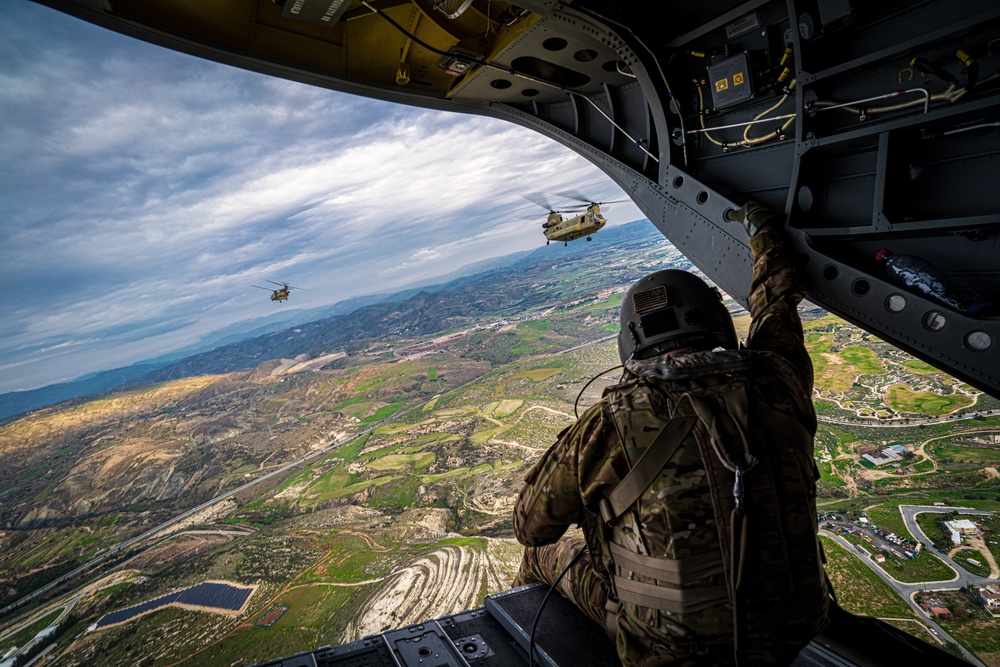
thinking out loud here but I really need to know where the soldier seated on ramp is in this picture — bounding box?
[512,202,832,666]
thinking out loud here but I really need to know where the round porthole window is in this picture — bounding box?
[886,294,906,313]
[923,311,947,331]
[966,330,991,351]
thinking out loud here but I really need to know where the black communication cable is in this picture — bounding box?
[574,365,623,418]
[527,546,587,667]
[360,1,489,64]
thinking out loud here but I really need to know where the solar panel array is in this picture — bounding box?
[96,582,254,628]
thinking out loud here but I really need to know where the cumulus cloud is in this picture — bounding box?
[0,2,645,393]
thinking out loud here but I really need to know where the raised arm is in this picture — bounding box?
[727,202,814,407]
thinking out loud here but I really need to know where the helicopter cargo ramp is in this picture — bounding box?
[249,582,969,667]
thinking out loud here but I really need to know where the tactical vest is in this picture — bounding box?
[592,349,830,664]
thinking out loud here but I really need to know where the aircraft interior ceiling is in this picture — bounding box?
[37,0,1000,396]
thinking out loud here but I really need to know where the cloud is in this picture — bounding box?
[0,2,645,394]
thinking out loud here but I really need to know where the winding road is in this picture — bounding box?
[821,504,997,667]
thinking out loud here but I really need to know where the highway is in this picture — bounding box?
[817,409,1000,428]
[1,369,484,622]
[0,415,396,619]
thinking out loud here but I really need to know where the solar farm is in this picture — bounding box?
[95,581,256,628]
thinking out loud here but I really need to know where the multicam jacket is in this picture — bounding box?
[513,228,830,666]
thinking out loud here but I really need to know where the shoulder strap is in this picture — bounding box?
[598,416,696,525]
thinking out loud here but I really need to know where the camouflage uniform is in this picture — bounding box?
[513,223,829,666]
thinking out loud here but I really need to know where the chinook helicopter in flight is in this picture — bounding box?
[527,193,627,245]
[252,280,303,302]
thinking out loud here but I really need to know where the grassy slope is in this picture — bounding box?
[12,244,1000,665]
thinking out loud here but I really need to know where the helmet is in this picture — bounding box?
[617,270,737,365]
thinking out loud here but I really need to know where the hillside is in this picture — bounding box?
[129,220,668,384]
[0,220,675,607]
[6,325,998,667]
[2,222,999,667]
[0,221,659,421]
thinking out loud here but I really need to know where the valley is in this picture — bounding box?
[1,221,998,667]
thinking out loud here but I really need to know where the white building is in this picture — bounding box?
[944,519,980,544]
[979,584,1000,618]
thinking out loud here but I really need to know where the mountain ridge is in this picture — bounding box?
[0,221,653,420]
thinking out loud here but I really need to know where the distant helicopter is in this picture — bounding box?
[253,280,304,302]
[526,192,627,245]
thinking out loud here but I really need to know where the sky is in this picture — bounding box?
[0,0,645,395]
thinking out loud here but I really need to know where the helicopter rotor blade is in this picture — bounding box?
[555,192,630,207]
[266,279,287,287]
[252,285,273,291]
[522,193,556,212]
[554,189,592,204]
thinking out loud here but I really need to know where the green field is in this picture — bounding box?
[902,359,941,375]
[952,548,991,577]
[885,384,974,416]
[359,402,406,426]
[861,507,909,538]
[11,261,1000,667]
[366,451,436,472]
[840,345,886,375]
[932,444,1000,466]
[819,536,917,619]
[873,547,956,583]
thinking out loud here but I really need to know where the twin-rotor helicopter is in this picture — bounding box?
[253,280,304,302]
[251,193,617,305]
[525,192,626,245]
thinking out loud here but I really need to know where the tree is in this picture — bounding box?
[942,641,965,658]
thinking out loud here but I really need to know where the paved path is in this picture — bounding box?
[898,505,997,590]
[820,529,986,667]
[817,409,1000,427]
[820,504,998,667]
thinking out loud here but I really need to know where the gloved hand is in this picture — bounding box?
[724,201,781,237]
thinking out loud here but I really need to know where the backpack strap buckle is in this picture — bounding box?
[733,463,746,517]
[599,498,618,526]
